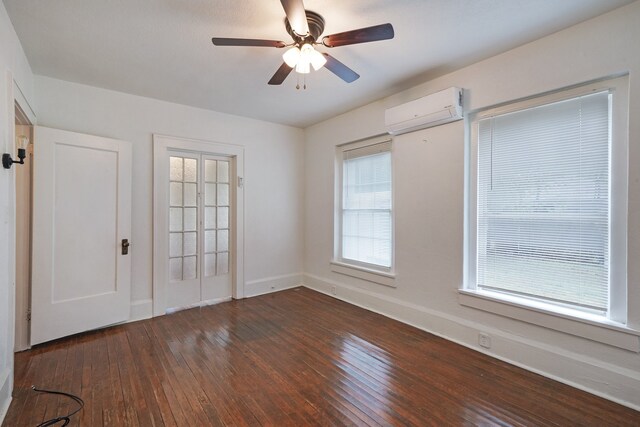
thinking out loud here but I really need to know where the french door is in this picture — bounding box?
[166,152,233,310]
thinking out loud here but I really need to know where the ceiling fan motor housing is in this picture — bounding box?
[285,10,325,43]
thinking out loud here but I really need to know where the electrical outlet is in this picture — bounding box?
[331,286,337,295]
[478,333,491,349]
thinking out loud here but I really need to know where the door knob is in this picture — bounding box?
[122,239,130,255]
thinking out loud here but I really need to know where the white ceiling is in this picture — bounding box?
[3,0,634,128]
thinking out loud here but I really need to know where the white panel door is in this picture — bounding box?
[31,126,132,345]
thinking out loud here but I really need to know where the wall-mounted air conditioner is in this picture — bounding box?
[384,87,463,135]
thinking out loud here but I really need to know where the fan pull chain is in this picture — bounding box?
[295,74,308,90]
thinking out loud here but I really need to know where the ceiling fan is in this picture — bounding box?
[211,0,394,86]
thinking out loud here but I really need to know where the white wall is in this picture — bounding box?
[303,1,640,410]
[0,1,34,421]
[33,76,305,318]
[2,0,638,421]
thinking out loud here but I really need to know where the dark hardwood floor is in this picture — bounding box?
[3,287,639,426]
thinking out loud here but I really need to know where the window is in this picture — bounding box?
[335,138,393,273]
[465,77,628,325]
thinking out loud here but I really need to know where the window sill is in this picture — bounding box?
[330,261,396,288]
[458,289,640,352]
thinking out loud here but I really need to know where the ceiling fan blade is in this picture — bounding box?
[212,37,286,48]
[268,62,294,85]
[322,23,394,48]
[280,0,309,36]
[323,54,359,83]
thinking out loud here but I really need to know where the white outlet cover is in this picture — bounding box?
[479,333,492,349]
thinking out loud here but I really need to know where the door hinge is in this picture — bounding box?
[27,309,31,322]
[238,176,244,188]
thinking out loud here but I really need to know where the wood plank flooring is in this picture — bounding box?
[4,287,639,426]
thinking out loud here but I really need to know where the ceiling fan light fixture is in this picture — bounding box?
[282,46,301,67]
[289,43,325,74]
[283,43,323,73]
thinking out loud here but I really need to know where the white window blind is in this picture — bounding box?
[477,91,611,313]
[341,141,392,268]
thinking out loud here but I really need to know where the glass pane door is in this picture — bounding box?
[167,154,201,309]
[203,158,231,277]
[201,156,233,301]
[169,156,199,280]
[166,152,234,311]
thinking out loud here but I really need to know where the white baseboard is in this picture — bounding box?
[245,273,303,297]
[139,272,303,319]
[129,298,153,322]
[0,367,12,425]
[302,273,640,411]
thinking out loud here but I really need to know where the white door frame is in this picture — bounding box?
[10,76,37,353]
[153,134,245,316]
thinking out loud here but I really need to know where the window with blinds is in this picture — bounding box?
[340,141,392,269]
[476,91,611,313]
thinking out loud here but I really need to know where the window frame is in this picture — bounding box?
[462,76,637,348]
[333,135,396,285]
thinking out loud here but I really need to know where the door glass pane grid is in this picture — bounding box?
[203,159,230,277]
[169,156,198,281]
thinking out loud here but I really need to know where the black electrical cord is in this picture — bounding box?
[31,385,84,427]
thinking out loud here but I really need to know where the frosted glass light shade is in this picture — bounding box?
[310,49,327,70]
[299,44,312,63]
[282,47,300,67]
[295,61,310,74]
[296,44,313,74]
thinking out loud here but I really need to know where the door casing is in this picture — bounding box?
[12,78,37,352]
